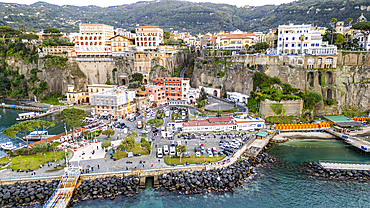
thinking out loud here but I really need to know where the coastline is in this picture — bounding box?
[272,132,336,142]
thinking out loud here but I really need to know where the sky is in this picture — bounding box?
[1,0,295,7]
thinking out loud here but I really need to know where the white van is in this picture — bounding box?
[163,145,169,155]
[170,146,176,156]
[137,121,143,129]
[165,111,170,117]
[157,148,163,158]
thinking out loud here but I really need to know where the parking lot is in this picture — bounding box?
[153,131,253,160]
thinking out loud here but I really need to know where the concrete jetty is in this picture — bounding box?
[319,161,370,170]
[325,128,370,153]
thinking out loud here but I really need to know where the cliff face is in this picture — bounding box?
[190,57,254,96]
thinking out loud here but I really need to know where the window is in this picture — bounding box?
[174,84,176,86]
[166,87,168,91]
[292,37,295,40]
[171,88,175,91]
[286,37,288,40]
[316,43,319,46]
[311,44,315,47]
[305,37,308,40]
[285,44,288,47]
[178,88,181,91]
[149,90,152,92]
[292,44,295,47]
[298,44,301,47]
[279,38,282,41]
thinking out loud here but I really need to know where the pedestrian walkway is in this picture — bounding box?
[69,140,122,162]
[320,161,370,170]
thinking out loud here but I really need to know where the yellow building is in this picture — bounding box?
[66,85,89,104]
[110,35,133,57]
[220,34,252,50]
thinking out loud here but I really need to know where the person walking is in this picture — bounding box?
[97,165,100,169]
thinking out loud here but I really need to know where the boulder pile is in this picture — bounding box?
[0,180,59,207]
[72,175,140,203]
[158,152,276,194]
[306,162,370,181]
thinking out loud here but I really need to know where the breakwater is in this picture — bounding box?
[305,162,370,181]
[157,153,276,194]
[0,179,59,207]
[71,175,140,203]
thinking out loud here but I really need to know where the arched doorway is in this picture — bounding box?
[143,79,147,84]
[327,89,333,100]
[86,97,90,103]
[213,90,218,97]
[78,100,80,104]
[325,71,333,85]
[122,79,126,85]
[307,72,314,87]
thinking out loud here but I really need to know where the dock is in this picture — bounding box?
[325,128,370,153]
[44,166,80,208]
[319,160,370,170]
[244,131,276,157]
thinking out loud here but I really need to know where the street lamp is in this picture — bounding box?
[44,153,46,165]
[64,149,68,167]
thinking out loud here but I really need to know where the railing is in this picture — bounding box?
[319,160,370,165]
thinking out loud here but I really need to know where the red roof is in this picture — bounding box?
[208,117,233,123]
[183,120,235,127]
[30,127,87,146]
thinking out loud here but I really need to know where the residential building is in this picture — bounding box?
[110,35,133,57]
[66,84,116,104]
[41,46,71,56]
[135,26,164,50]
[74,23,114,56]
[220,34,252,50]
[277,23,337,55]
[145,85,166,105]
[153,77,191,102]
[186,88,200,104]
[115,28,136,39]
[182,117,236,132]
[90,87,136,116]
[353,14,370,50]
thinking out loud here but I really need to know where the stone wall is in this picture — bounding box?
[259,99,303,118]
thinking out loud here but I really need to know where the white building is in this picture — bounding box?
[90,86,136,116]
[233,114,265,131]
[115,28,136,39]
[227,92,249,104]
[277,23,337,55]
[187,88,200,104]
[135,26,164,51]
[74,23,114,56]
[199,86,221,98]
[353,14,370,50]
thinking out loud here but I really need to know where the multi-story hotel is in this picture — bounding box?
[110,35,133,57]
[74,23,114,56]
[277,23,337,55]
[90,86,136,116]
[135,26,164,50]
[66,84,116,104]
[145,77,190,104]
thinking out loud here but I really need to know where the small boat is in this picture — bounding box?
[0,142,16,150]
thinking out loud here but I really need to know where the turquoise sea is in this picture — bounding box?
[2,104,370,207]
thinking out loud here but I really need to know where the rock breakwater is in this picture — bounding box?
[158,152,276,194]
[72,175,140,203]
[305,162,370,181]
[0,180,59,207]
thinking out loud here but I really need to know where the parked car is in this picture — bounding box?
[195,152,201,157]
[163,145,169,155]
[200,135,205,140]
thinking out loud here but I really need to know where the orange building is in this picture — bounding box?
[145,85,166,105]
[153,77,190,102]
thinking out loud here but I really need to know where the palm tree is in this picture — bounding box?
[347,18,353,27]
[331,18,337,44]
[300,34,305,55]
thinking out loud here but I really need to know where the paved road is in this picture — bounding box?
[205,97,234,111]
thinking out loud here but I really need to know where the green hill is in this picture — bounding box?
[0,0,369,33]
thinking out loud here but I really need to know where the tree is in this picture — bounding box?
[19,34,39,41]
[347,18,353,27]
[120,137,135,152]
[164,31,170,39]
[102,129,115,139]
[352,21,370,51]
[101,140,112,149]
[30,120,55,143]
[331,18,337,44]
[0,26,18,40]
[51,141,60,161]
[176,144,187,163]
[131,73,143,83]
[57,108,86,140]
[253,42,269,52]
[335,34,345,47]
[43,28,61,35]
[19,25,26,35]
[2,120,37,152]
[141,139,151,154]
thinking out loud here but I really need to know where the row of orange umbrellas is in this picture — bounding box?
[275,122,331,130]
[352,117,370,121]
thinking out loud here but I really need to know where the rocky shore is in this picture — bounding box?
[0,180,59,207]
[71,175,140,203]
[157,152,276,194]
[305,162,370,181]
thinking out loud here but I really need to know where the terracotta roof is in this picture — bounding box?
[109,35,133,40]
[183,120,235,127]
[222,34,252,39]
[208,117,233,123]
[136,26,160,29]
[30,127,87,146]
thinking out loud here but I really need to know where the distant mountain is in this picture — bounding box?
[0,0,369,34]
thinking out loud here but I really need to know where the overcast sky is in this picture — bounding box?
[1,0,295,7]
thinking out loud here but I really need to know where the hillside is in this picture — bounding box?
[0,0,369,33]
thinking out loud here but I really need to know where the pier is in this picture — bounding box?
[319,160,370,170]
[325,128,370,153]
[44,166,80,208]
